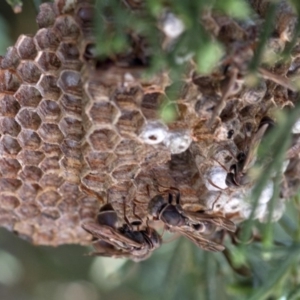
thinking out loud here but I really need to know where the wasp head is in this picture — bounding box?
[97,203,118,228]
[148,195,166,218]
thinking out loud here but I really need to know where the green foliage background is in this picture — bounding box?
[1,1,300,300]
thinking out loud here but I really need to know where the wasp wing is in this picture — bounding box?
[242,122,270,172]
[82,222,142,248]
[90,250,151,262]
[174,226,225,252]
[181,210,236,232]
[88,239,152,262]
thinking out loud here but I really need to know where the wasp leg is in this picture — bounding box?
[131,202,144,230]
[122,197,133,230]
[175,192,181,205]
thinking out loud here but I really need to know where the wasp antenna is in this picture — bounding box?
[132,201,143,223]
[106,192,110,204]
[211,192,222,211]
[175,192,181,205]
[211,158,229,172]
[207,178,228,191]
[224,145,238,161]
[168,193,173,204]
[168,186,180,193]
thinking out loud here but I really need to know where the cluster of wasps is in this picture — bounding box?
[82,190,237,262]
[81,112,293,261]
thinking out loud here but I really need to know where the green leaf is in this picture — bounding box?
[0,16,11,54]
[249,2,277,71]
[239,103,300,262]
[216,0,251,20]
[289,0,300,15]
[146,0,163,17]
[159,101,178,123]
[247,246,300,300]
[196,41,223,75]
[5,0,22,13]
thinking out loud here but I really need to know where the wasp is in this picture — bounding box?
[82,201,161,262]
[148,190,236,252]
[225,116,275,187]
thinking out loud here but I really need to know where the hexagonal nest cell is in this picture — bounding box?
[88,127,121,151]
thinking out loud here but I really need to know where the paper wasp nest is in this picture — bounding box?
[0,0,299,246]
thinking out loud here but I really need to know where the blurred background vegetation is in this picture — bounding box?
[1,0,300,299]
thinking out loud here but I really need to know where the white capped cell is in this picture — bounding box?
[223,194,243,214]
[258,180,274,204]
[139,121,168,145]
[248,180,274,205]
[241,80,267,104]
[271,159,290,177]
[204,166,228,191]
[163,130,192,154]
[205,192,229,211]
[259,198,286,223]
[240,203,268,220]
[162,12,185,39]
